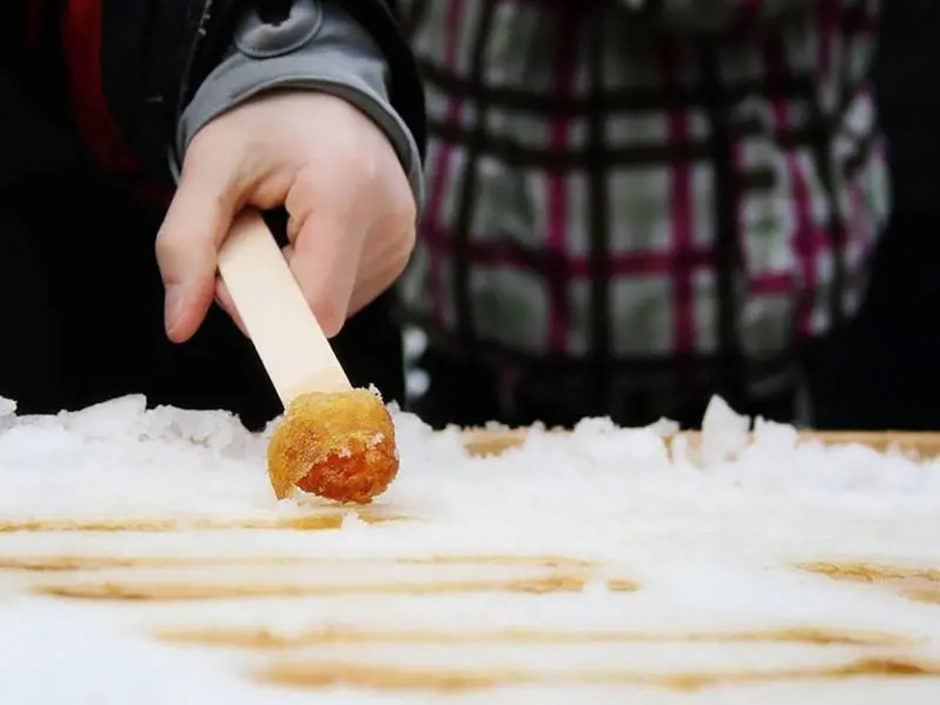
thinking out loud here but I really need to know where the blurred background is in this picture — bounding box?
[804,0,940,431]
[403,0,940,432]
[3,1,937,434]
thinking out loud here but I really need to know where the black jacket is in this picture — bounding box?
[4,0,425,196]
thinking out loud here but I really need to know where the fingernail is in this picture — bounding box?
[164,285,183,335]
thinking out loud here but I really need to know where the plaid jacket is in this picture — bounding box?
[397,0,888,417]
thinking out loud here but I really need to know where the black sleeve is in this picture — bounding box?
[59,0,426,183]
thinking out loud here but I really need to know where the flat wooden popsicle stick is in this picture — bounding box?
[216,209,351,408]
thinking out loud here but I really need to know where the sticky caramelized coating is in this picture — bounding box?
[267,389,399,504]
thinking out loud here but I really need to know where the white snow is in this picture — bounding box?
[0,393,938,704]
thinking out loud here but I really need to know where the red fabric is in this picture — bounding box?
[24,0,45,49]
[58,0,172,205]
[60,0,138,174]
[657,36,695,357]
[545,9,578,354]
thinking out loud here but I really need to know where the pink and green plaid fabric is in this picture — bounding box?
[398,0,888,409]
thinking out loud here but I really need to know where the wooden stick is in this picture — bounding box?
[216,209,351,407]
[460,429,940,460]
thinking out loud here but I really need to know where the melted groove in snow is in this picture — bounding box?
[156,625,919,648]
[906,589,940,605]
[798,561,940,582]
[260,657,940,692]
[0,553,594,572]
[799,562,940,606]
[30,575,637,601]
[0,512,413,533]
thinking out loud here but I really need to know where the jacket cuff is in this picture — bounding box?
[173,0,424,213]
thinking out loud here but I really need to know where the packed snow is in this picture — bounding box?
[0,393,938,704]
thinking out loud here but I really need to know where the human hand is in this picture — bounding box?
[155,90,417,342]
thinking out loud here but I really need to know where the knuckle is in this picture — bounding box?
[380,203,418,262]
[392,223,417,274]
[153,227,179,264]
[396,190,418,228]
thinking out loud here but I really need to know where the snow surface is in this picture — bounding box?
[0,394,938,704]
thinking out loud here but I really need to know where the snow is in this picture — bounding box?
[0,393,938,703]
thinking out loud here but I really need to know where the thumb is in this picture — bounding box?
[155,149,240,343]
[288,212,361,339]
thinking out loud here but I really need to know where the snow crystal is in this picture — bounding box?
[0,598,271,705]
[700,395,750,466]
[0,395,16,417]
[0,393,938,703]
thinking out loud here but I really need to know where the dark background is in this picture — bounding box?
[0,0,936,431]
[808,0,940,430]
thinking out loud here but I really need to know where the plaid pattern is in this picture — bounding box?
[397,0,888,416]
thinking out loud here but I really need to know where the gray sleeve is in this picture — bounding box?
[173,0,424,213]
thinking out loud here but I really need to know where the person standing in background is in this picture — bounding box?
[399,0,888,429]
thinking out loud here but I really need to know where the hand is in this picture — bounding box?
[155,90,416,342]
